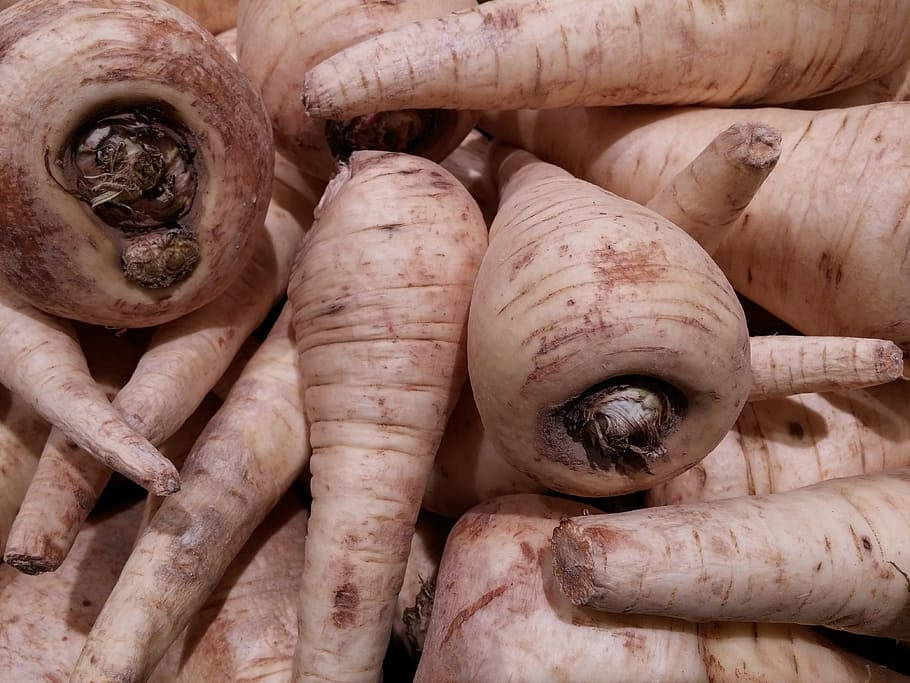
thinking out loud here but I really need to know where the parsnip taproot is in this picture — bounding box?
[238,0,477,180]
[0,389,48,556]
[72,305,309,681]
[0,501,144,680]
[148,494,307,683]
[440,129,498,226]
[416,494,904,682]
[649,380,910,505]
[303,0,910,119]
[169,0,238,34]
[289,151,486,681]
[0,0,272,327]
[469,146,750,496]
[482,103,910,345]
[2,172,311,572]
[799,59,910,108]
[552,469,910,639]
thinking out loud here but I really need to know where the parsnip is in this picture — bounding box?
[417,494,904,682]
[440,129,499,226]
[169,0,238,34]
[552,469,910,639]
[482,103,910,345]
[799,59,910,108]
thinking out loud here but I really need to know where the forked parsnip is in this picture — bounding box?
[0,501,144,680]
[416,494,904,682]
[289,151,487,681]
[1,179,311,572]
[238,0,478,179]
[72,306,310,681]
[303,0,910,119]
[0,0,273,327]
[0,288,177,494]
[0,389,48,556]
[469,146,751,496]
[149,494,308,683]
[645,122,781,255]
[649,380,910,505]
[481,103,910,345]
[552,469,910,639]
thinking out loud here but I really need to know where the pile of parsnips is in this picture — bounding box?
[0,0,908,681]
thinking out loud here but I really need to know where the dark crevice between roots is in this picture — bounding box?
[402,576,436,657]
[559,376,685,476]
[325,109,458,161]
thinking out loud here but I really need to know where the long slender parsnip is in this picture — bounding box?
[482,103,910,345]
[416,494,905,682]
[72,306,309,681]
[303,0,910,119]
[289,151,486,682]
[553,469,910,639]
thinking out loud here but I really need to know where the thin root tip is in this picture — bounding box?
[3,552,59,575]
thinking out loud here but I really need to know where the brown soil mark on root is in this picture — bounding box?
[441,584,508,646]
[332,582,360,629]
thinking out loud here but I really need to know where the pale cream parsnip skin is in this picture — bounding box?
[289,151,486,682]
[238,0,477,179]
[0,0,273,327]
[553,469,910,639]
[469,147,750,496]
[168,0,238,34]
[799,58,910,108]
[482,103,910,346]
[649,380,910,505]
[303,0,910,118]
[417,495,903,682]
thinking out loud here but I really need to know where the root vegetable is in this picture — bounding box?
[1,175,311,572]
[288,151,486,681]
[645,122,781,255]
[0,0,273,327]
[72,305,309,681]
[481,103,910,345]
[0,389,48,556]
[169,0,238,34]
[0,501,144,681]
[747,336,904,401]
[417,494,903,682]
[0,289,177,494]
[440,129,498,226]
[148,494,308,683]
[649,380,910,505]
[552,469,910,639]
[303,0,910,120]
[469,146,750,496]
[237,0,478,179]
[799,59,910,108]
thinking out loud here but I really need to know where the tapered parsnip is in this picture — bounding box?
[303,0,910,119]
[72,306,309,681]
[552,469,910,639]
[0,0,273,327]
[392,512,453,661]
[649,380,910,505]
[423,384,545,518]
[417,494,903,682]
[238,0,478,179]
[481,103,910,345]
[440,129,498,226]
[469,146,750,496]
[0,501,144,681]
[289,151,486,682]
[2,181,311,572]
[799,59,910,108]
[748,336,904,401]
[0,389,48,555]
[148,494,307,683]
[646,123,781,255]
[0,289,177,494]
[169,0,238,34]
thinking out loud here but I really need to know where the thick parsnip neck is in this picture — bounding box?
[563,378,680,475]
[68,106,197,233]
[325,109,455,160]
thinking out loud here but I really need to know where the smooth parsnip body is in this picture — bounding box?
[468,147,750,496]
[238,0,477,179]
[289,151,486,682]
[553,469,910,639]
[482,103,910,345]
[303,0,910,119]
[0,0,273,327]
